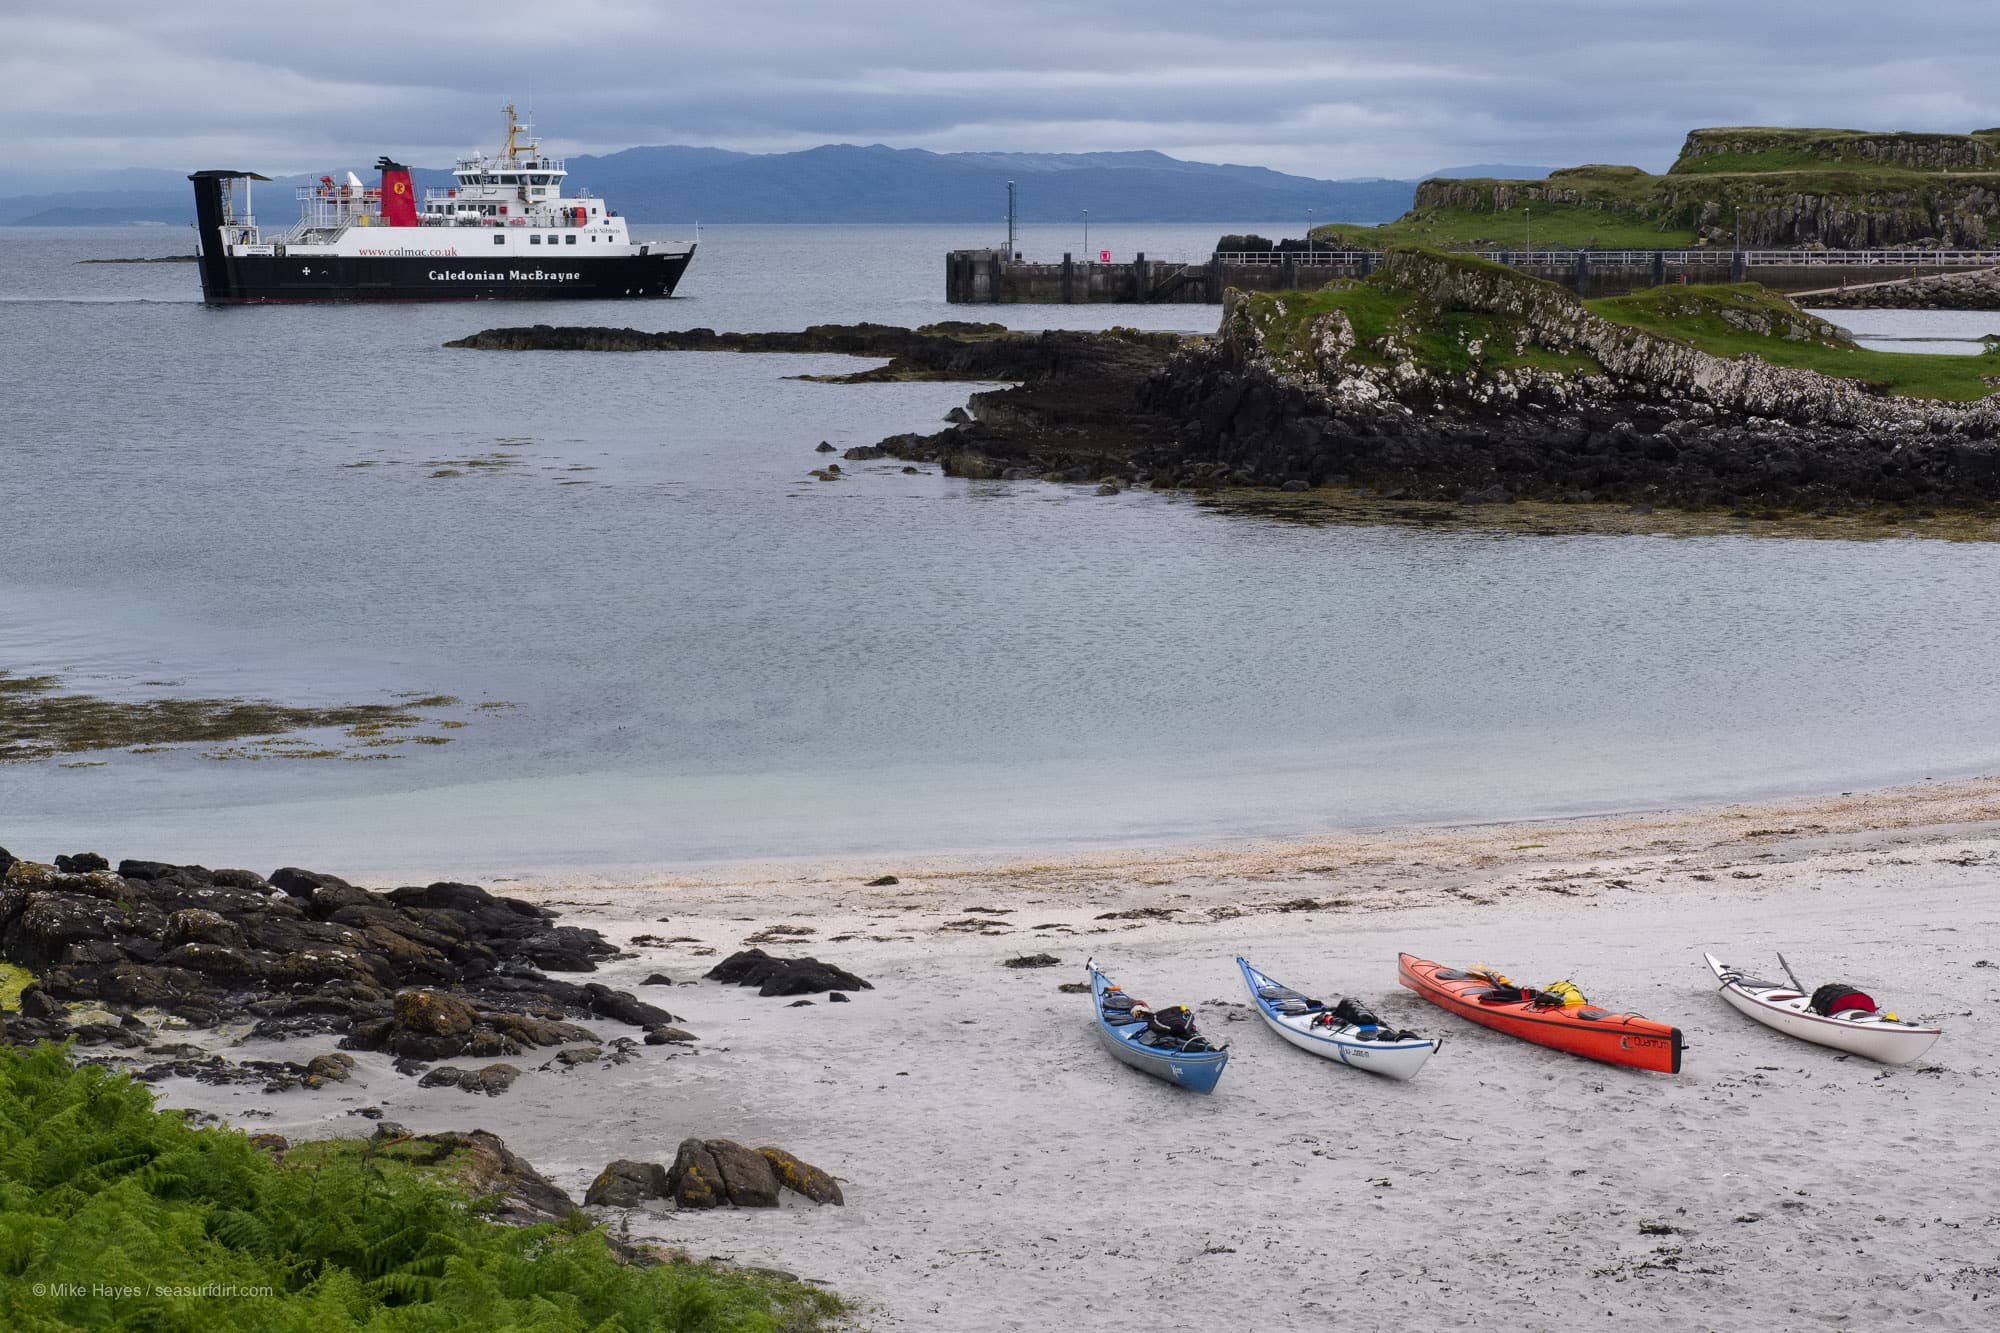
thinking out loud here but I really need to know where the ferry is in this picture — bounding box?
[188,106,694,303]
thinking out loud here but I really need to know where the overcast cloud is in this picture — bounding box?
[7,1,2000,188]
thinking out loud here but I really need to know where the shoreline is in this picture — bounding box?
[91,773,2000,1330]
[480,772,2000,896]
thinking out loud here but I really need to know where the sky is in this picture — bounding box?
[6,0,2000,190]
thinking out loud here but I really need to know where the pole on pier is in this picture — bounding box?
[1007,181,1017,259]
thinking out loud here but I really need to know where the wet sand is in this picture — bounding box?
[147,779,2000,1330]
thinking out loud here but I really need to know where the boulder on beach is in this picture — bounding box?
[668,1137,780,1209]
[704,947,872,997]
[585,1158,670,1208]
[759,1147,844,1205]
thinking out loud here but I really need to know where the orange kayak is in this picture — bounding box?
[1398,954,1682,1073]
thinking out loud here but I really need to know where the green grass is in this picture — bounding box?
[1590,284,2000,400]
[0,966,33,1012]
[1248,282,1414,367]
[1241,273,1605,380]
[1670,127,2000,175]
[1317,150,2000,252]
[1242,261,1994,403]
[0,1044,842,1331]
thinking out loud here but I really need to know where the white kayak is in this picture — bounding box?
[1704,953,1942,1065]
[1236,957,1440,1081]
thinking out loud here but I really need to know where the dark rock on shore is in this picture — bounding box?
[445,321,1161,386]
[1,851,661,1086]
[658,1139,842,1209]
[418,1062,521,1095]
[704,948,872,997]
[759,1147,845,1205]
[668,1138,780,1208]
[586,1159,671,1207]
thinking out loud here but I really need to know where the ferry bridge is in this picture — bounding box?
[944,247,2000,304]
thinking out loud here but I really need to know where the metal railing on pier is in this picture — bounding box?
[1212,248,2000,268]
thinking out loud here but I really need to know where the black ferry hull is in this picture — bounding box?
[195,249,694,304]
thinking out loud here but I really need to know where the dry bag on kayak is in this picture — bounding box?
[1809,983,1876,1016]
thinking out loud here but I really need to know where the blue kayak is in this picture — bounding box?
[1088,961,1229,1094]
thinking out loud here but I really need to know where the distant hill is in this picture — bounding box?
[0,145,1418,226]
[1425,163,1552,180]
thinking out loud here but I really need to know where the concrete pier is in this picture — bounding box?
[945,247,2000,304]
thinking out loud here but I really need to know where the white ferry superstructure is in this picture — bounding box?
[189,105,694,303]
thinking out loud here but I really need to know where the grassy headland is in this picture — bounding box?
[1314,127,2000,252]
[1245,256,2000,401]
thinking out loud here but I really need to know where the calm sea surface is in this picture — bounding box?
[4,223,2000,876]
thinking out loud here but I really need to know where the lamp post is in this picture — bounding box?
[1524,206,1531,256]
[1006,180,1016,259]
[1306,206,1315,252]
[1083,209,1088,259]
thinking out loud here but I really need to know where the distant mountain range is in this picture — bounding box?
[0,145,1549,227]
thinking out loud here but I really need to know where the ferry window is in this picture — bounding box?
[493,234,505,245]
[530,234,541,244]
[565,234,576,245]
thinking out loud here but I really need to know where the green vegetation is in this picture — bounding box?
[1242,253,1998,403]
[1242,272,1604,381]
[1320,166,1704,251]
[1669,126,2000,175]
[1316,127,2000,252]
[1590,284,2000,401]
[0,1044,841,1331]
[0,966,34,1012]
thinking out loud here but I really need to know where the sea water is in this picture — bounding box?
[4,223,1999,876]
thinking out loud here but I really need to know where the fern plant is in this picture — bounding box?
[0,1044,842,1331]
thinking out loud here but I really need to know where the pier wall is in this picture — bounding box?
[945,248,2000,304]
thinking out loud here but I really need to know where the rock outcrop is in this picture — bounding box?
[0,852,662,1086]
[1135,252,2000,510]
[703,948,872,997]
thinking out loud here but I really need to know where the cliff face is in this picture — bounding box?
[1671,127,2000,175]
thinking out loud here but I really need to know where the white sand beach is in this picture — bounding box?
[149,780,2000,1330]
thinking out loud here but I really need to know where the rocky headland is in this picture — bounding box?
[451,251,2000,516]
[1138,250,2000,509]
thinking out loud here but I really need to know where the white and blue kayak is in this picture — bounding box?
[1704,952,1942,1065]
[1088,962,1229,1094]
[1237,957,1441,1081]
